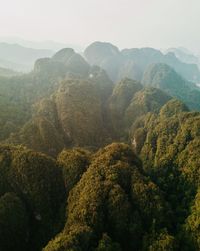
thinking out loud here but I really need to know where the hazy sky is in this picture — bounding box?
[0,0,200,52]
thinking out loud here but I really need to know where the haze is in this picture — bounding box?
[0,0,200,52]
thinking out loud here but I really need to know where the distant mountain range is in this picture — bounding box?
[0,42,54,72]
[0,37,85,72]
[0,36,84,51]
[0,39,200,79]
[165,47,200,66]
[84,42,200,83]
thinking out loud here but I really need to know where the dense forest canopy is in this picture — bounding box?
[0,42,200,251]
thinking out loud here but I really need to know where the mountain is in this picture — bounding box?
[84,42,200,83]
[142,63,200,110]
[124,87,171,127]
[4,73,172,155]
[1,48,113,154]
[3,47,200,156]
[0,36,83,51]
[1,46,200,156]
[108,78,143,137]
[52,48,90,77]
[130,99,200,250]
[2,127,200,250]
[0,51,73,142]
[84,41,120,65]
[5,77,113,155]
[165,47,200,66]
[0,43,53,71]
[43,143,172,251]
[0,48,81,142]
[1,42,200,251]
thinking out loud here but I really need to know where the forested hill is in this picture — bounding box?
[0,44,200,250]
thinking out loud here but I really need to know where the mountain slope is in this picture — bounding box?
[0,47,112,144]
[43,143,172,251]
[142,63,200,110]
[0,145,65,251]
[0,58,200,250]
[84,42,200,83]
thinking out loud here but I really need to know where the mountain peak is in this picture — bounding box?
[52,48,75,63]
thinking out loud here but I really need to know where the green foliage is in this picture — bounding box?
[54,79,110,147]
[131,99,200,249]
[0,77,31,140]
[108,78,142,136]
[0,48,100,146]
[1,45,200,251]
[143,229,177,251]
[131,168,172,231]
[125,87,171,127]
[10,148,65,248]
[7,116,65,156]
[142,63,200,110]
[0,192,29,251]
[43,224,94,251]
[0,146,13,196]
[0,145,65,251]
[159,99,189,118]
[131,100,200,186]
[58,148,91,194]
[0,55,67,142]
[44,143,170,251]
[4,74,114,155]
[184,189,200,249]
[95,233,121,251]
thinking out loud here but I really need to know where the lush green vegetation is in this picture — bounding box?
[131,99,200,250]
[142,63,200,110]
[1,135,200,250]
[1,46,200,251]
[43,143,172,251]
[0,145,65,251]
